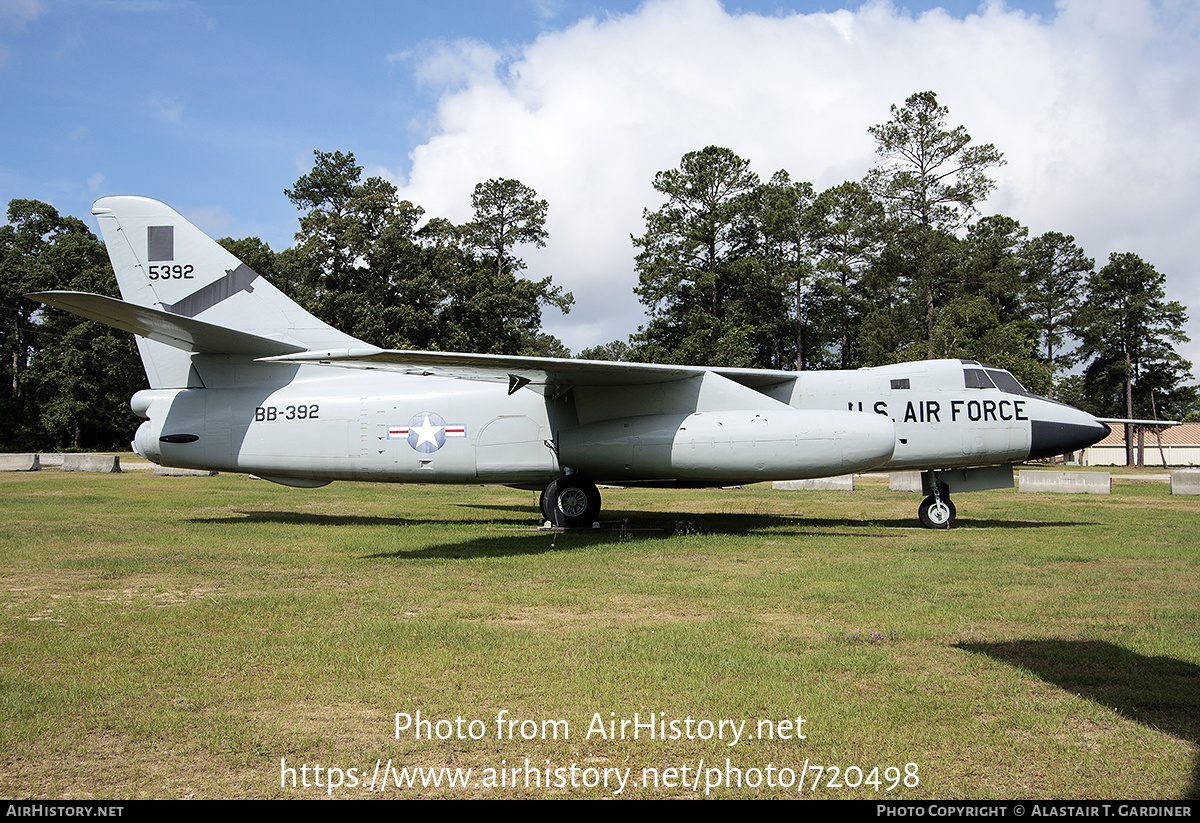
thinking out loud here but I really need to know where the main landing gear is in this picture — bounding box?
[540,474,601,528]
[918,480,956,529]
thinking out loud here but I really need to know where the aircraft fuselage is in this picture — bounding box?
[130,358,1102,493]
[33,195,1111,529]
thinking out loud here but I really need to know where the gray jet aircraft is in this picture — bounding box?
[31,196,1110,529]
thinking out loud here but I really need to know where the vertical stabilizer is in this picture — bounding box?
[92,196,365,387]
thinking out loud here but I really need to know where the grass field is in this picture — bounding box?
[1,465,1197,799]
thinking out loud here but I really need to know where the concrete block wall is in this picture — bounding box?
[1018,470,1110,494]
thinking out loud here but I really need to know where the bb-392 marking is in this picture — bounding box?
[254,404,320,422]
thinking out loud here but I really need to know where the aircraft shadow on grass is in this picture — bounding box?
[189,503,1091,527]
[186,511,431,528]
[459,503,1097,532]
[956,639,1200,799]
[187,505,1099,558]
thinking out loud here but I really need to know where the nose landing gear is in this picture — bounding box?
[918,480,955,529]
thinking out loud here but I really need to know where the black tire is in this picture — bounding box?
[543,475,601,528]
[918,493,956,529]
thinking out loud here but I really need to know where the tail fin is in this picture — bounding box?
[90,196,365,387]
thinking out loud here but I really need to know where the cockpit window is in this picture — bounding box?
[963,369,995,389]
[985,369,1031,396]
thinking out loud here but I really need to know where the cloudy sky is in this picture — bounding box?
[3,0,1198,369]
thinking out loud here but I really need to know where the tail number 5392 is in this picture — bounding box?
[148,264,194,279]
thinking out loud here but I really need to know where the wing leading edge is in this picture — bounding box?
[259,348,800,394]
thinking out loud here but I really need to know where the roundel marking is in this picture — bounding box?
[388,412,467,453]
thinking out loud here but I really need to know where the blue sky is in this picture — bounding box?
[4,0,1198,366]
[1,0,1060,240]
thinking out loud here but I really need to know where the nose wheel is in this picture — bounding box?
[540,475,601,528]
[918,482,955,529]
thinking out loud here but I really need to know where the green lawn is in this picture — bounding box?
[1,468,1196,798]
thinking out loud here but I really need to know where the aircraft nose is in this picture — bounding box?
[1028,416,1111,461]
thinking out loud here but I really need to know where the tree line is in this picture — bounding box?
[586,91,1195,428]
[1,200,145,451]
[2,92,1194,451]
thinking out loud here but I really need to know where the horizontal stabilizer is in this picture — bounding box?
[29,290,307,356]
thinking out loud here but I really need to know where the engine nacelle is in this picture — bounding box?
[130,388,212,468]
[557,409,896,482]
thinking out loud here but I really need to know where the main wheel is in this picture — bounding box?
[543,475,601,528]
[918,493,956,529]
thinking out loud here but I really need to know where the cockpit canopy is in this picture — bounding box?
[961,361,1032,396]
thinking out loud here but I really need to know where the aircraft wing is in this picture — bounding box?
[29,290,307,357]
[260,348,799,393]
[29,288,796,393]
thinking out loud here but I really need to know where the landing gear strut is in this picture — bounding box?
[918,480,955,529]
[540,474,601,528]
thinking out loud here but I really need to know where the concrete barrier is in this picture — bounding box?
[1018,470,1110,494]
[773,475,854,491]
[61,454,121,473]
[154,466,218,477]
[0,454,40,471]
[1171,470,1200,495]
[119,461,154,471]
[37,454,64,467]
[889,471,923,492]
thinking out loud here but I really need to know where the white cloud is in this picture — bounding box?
[147,92,184,124]
[395,0,1200,368]
[390,38,505,91]
[0,0,44,29]
[0,0,42,65]
[532,0,567,27]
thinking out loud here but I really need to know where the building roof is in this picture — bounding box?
[1093,422,1200,447]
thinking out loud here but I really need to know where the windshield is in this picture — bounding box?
[985,369,1031,396]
